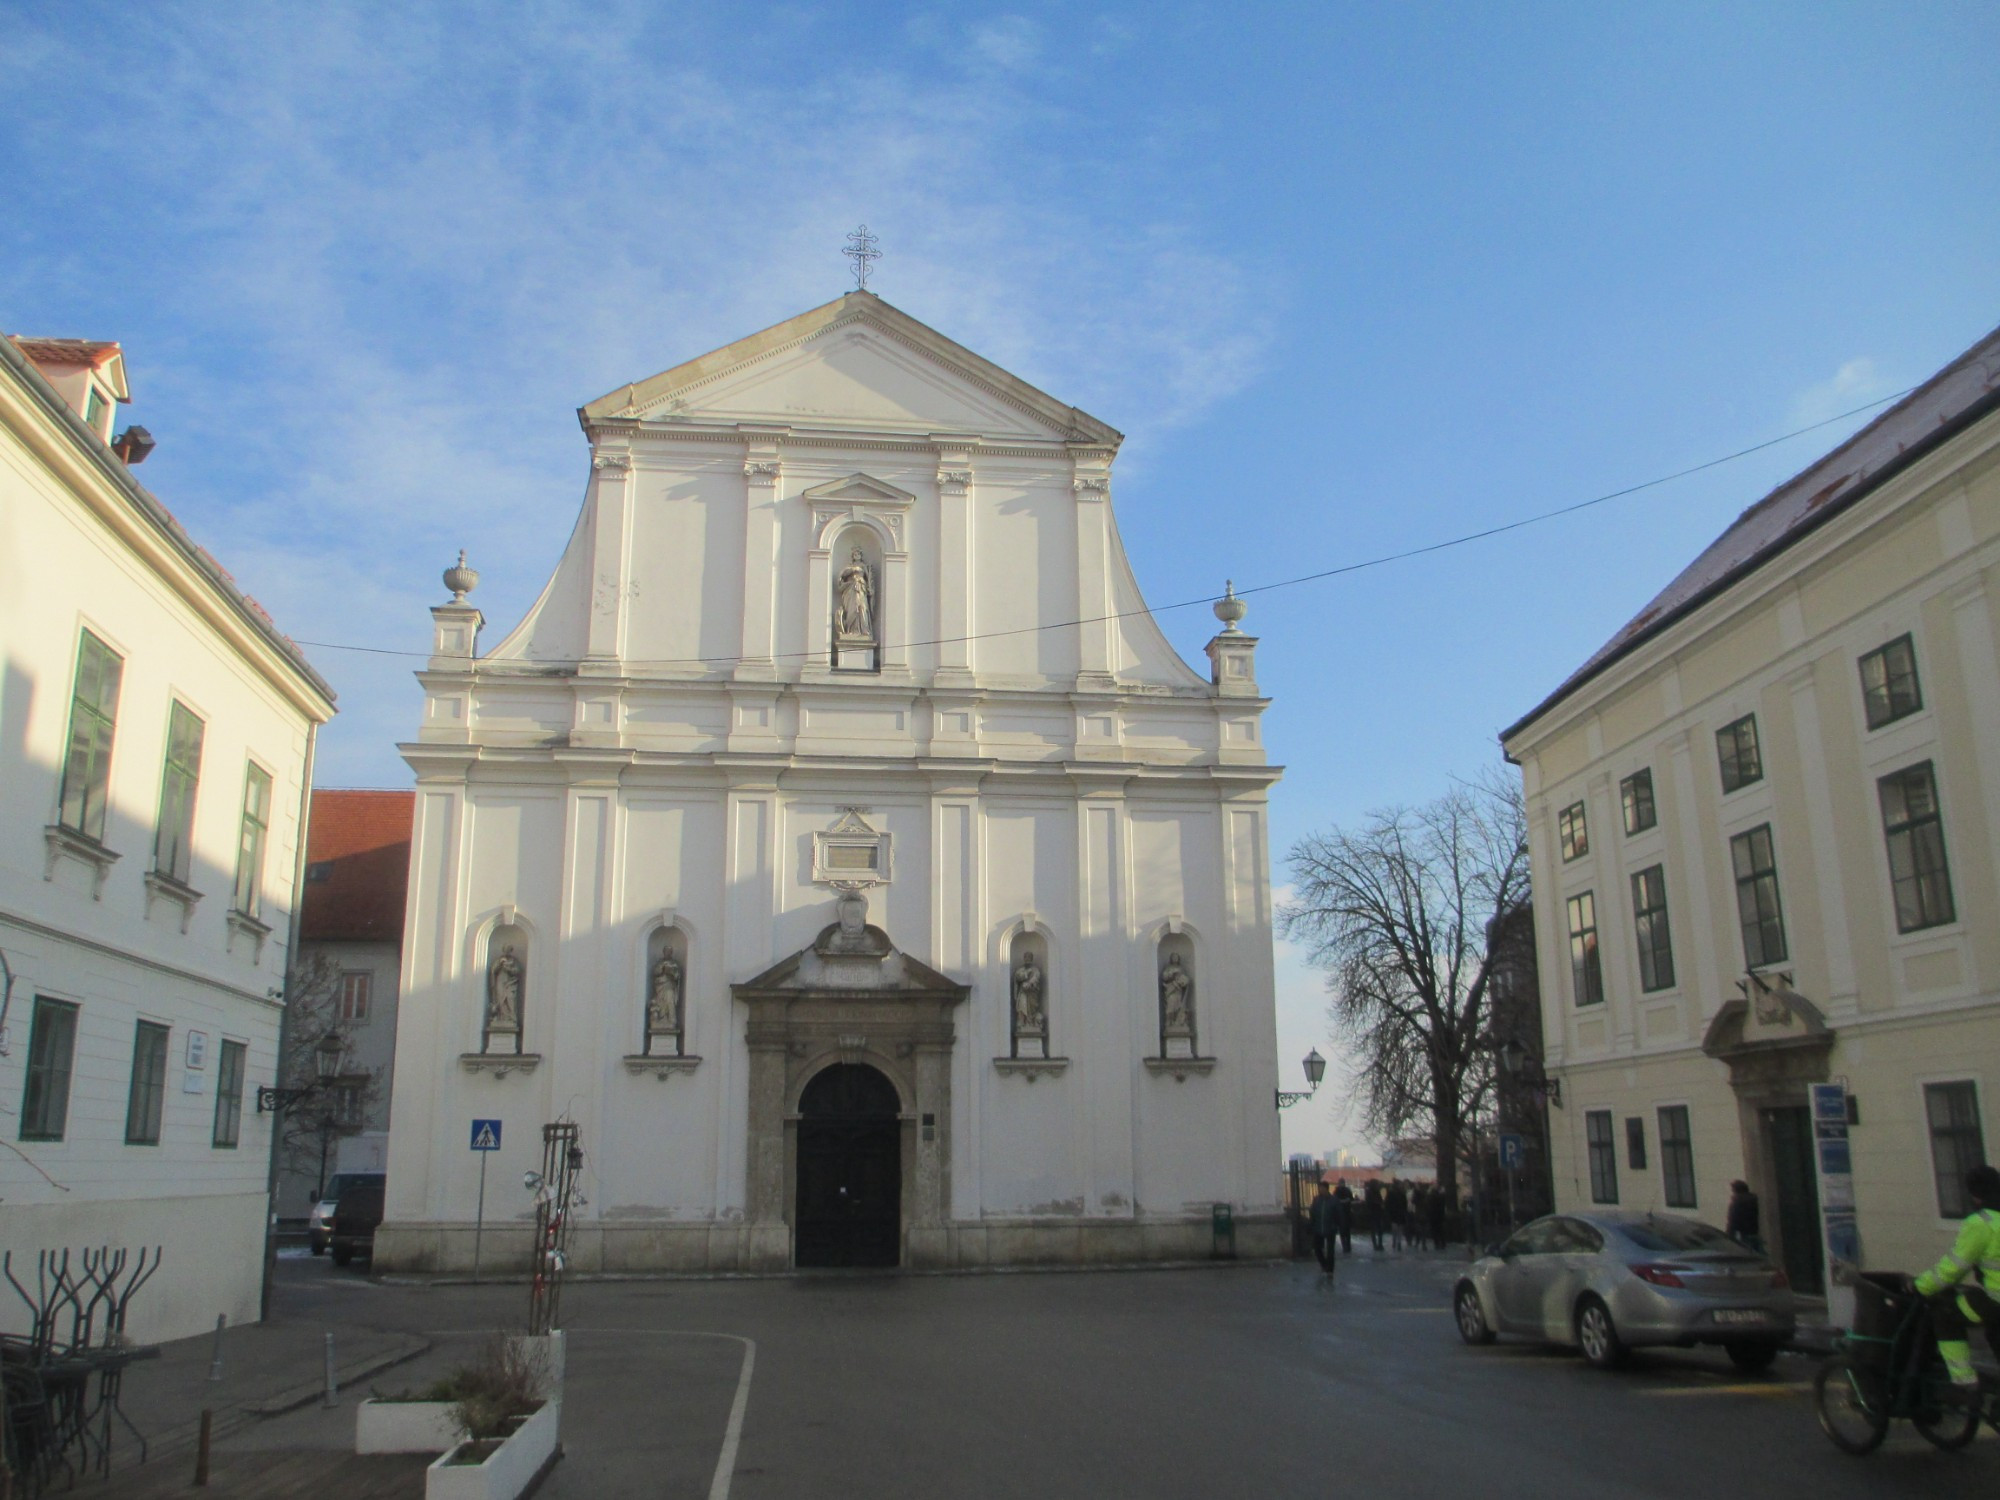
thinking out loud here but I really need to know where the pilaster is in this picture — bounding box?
[933,440,975,687]
[1071,447,1116,691]
[585,443,635,661]
[736,427,786,681]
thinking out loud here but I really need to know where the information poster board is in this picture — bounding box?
[1810,1081,1860,1331]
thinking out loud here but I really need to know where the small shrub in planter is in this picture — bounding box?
[448,1334,550,1440]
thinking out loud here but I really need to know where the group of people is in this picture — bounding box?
[1306,1176,1451,1271]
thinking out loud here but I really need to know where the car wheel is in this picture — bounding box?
[1725,1339,1779,1374]
[1575,1296,1626,1369]
[1454,1283,1496,1346]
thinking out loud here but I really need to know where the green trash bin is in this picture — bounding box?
[1211,1203,1236,1260]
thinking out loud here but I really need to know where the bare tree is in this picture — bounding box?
[279,952,383,1197]
[1281,772,1529,1213]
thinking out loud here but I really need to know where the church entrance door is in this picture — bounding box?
[794,1064,903,1268]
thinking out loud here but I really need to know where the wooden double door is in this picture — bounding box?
[794,1064,903,1268]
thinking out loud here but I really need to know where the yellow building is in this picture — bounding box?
[1503,326,2000,1299]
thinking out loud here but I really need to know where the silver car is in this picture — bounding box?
[1453,1210,1794,1371]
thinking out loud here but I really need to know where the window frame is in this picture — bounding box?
[1658,1105,1697,1208]
[1585,1110,1619,1205]
[1566,890,1603,1007]
[58,628,124,843]
[1859,634,1922,731]
[338,971,373,1025]
[1878,761,1955,933]
[1729,824,1788,969]
[1925,1081,1986,1219]
[124,1020,170,1146]
[212,1038,246,1149]
[20,996,81,1142]
[1558,801,1589,862]
[1620,768,1657,835]
[231,761,274,917]
[1630,864,1676,993]
[152,700,206,885]
[1716,714,1763,794]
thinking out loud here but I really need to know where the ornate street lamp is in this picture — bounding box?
[1276,1048,1326,1110]
[257,1030,347,1113]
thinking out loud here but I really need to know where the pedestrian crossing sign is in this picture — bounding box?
[470,1119,502,1152]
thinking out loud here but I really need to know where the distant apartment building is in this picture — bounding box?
[1503,326,2000,1295]
[0,334,335,1342]
[277,788,413,1217]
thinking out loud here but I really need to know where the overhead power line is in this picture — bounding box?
[293,386,1915,668]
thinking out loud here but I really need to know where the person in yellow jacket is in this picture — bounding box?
[1916,1163,2000,1404]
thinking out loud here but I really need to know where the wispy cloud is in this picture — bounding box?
[1788,356,1893,429]
[3,3,1274,783]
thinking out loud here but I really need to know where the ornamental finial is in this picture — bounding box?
[1213,579,1247,634]
[842,225,881,291]
[443,549,479,603]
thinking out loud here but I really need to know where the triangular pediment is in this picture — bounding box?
[800,474,915,508]
[582,292,1120,447]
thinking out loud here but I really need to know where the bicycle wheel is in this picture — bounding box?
[1814,1357,1890,1455]
[1913,1371,1981,1452]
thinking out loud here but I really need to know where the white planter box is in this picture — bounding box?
[426,1398,560,1500]
[357,1399,465,1455]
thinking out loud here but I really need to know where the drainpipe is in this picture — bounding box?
[259,720,319,1322]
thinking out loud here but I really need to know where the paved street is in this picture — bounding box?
[103,1250,1991,1498]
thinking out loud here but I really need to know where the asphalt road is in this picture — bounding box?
[269,1250,1990,1498]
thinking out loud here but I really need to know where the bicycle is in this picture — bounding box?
[1814,1270,1994,1455]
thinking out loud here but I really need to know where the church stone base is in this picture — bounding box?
[372,1214,1286,1277]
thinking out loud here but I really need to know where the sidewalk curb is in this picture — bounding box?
[380,1258,1292,1288]
[243,1333,435,1416]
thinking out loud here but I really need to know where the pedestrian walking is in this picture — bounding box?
[1725,1180,1764,1254]
[1386,1179,1409,1251]
[1332,1178,1355,1254]
[1364,1179,1386,1251]
[1308,1181,1339,1277]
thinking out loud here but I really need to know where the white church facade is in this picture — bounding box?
[377,291,1285,1272]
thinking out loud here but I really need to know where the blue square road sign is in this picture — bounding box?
[470,1119,503,1152]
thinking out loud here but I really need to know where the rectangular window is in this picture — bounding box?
[1566,891,1603,1007]
[58,629,124,841]
[338,972,372,1025]
[1620,768,1657,835]
[124,1020,170,1145]
[1659,1105,1697,1208]
[20,997,80,1142]
[1879,762,1955,932]
[232,763,273,916]
[1716,714,1762,793]
[332,1081,364,1129]
[84,385,107,432]
[212,1039,246,1148]
[152,701,206,884]
[1586,1110,1619,1204]
[1625,1116,1647,1171]
[1926,1082,1986,1218]
[1631,864,1676,992]
[1558,801,1589,862]
[1859,635,1922,730]
[1730,824,1788,968]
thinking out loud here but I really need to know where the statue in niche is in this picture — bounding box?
[1159,951,1194,1037]
[648,946,684,1035]
[486,944,524,1036]
[835,547,875,641]
[1011,951,1046,1037]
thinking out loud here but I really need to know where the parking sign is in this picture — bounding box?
[1498,1132,1525,1170]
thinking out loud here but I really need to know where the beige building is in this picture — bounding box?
[0,334,335,1342]
[1502,326,2000,1297]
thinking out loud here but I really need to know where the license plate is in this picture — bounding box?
[1713,1309,1768,1325]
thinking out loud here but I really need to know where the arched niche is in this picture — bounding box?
[1007,929,1051,1059]
[482,921,529,1055]
[1156,930,1198,1059]
[830,524,883,673]
[643,924,689,1057]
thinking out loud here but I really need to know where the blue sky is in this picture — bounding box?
[5,2,1996,1158]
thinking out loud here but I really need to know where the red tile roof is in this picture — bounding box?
[301,789,415,943]
[9,336,122,370]
[1505,324,2000,742]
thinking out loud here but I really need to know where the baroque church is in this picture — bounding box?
[377,291,1285,1272]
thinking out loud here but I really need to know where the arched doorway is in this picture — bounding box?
[794,1064,903,1268]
